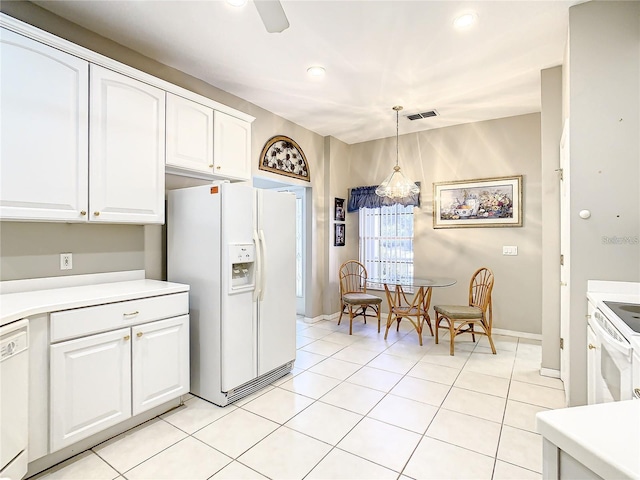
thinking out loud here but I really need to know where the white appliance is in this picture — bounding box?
[587,293,640,404]
[633,343,640,400]
[0,319,29,480]
[168,182,296,406]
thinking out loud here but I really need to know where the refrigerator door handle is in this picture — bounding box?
[258,229,267,301]
[253,230,262,301]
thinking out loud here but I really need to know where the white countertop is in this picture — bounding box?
[537,400,640,479]
[587,280,640,306]
[0,278,189,327]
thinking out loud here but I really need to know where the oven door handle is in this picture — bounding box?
[590,316,632,358]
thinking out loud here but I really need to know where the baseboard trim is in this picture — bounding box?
[540,368,561,379]
[491,328,542,341]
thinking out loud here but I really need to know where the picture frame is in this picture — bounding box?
[258,135,310,182]
[334,197,345,221]
[334,223,345,246]
[433,175,523,228]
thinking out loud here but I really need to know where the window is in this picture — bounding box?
[359,204,414,284]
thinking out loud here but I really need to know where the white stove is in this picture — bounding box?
[586,281,640,404]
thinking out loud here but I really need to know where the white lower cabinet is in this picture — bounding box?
[49,312,189,452]
[132,316,190,415]
[50,328,132,452]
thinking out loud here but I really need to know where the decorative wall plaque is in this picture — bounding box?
[259,135,310,181]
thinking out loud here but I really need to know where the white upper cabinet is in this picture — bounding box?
[0,28,89,222]
[0,16,255,222]
[90,65,165,224]
[214,110,252,181]
[166,93,214,177]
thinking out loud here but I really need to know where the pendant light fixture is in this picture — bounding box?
[375,106,420,199]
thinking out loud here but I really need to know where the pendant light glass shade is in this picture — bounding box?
[375,106,420,199]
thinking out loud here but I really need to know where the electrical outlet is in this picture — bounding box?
[502,246,518,256]
[60,253,73,270]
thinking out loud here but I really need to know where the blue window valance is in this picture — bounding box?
[347,183,421,212]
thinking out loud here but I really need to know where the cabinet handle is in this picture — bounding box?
[216,166,221,170]
[209,164,214,168]
[80,210,87,216]
[634,388,640,399]
[588,344,596,350]
[93,211,100,216]
[136,332,143,338]
[123,311,139,318]
[123,335,130,341]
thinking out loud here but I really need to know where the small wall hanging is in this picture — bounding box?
[334,197,345,221]
[259,135,310,181]
[334,223,345,246]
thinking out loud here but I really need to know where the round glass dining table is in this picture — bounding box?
[367,277,457,345]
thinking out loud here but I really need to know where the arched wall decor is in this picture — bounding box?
[258,135,310,181]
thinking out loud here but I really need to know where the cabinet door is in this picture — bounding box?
[90,65,165,224]
[166,93,214,176]
[0,28,89,222]
[132,315,189,415]
[50,328,131,452]
[213,111,251,180]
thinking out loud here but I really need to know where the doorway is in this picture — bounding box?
[559,120,571,402]
[253,177,308,317]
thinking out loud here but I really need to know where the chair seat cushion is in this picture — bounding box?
[434,305,482,319]
[343,293,382,305]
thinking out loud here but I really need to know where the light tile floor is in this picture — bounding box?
[31,316,565,480]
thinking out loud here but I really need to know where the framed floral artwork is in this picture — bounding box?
[259,135,310,181]
[433,175,523,228]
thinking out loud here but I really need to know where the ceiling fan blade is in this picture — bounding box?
[254,0,290,33]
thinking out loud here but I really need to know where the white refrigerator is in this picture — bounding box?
[168,182,296,406]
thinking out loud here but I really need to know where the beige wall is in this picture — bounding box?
[0,222,144,280]
[347,113,543,334]
[325,136,358,315]
[565,1,640,406]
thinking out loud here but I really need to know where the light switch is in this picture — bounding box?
[502,246,518,256]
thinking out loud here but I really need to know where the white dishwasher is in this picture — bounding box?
[0,319,29,480]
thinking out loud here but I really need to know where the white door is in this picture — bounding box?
[89,65,165,224]
[132,315,190,415]
[0,28,89,222]
[559,120,571,400]
[256,189,297,375]
[50,328,131,452]
[213,111,251,180]
[166,93,214,175]
[220,183,257,391]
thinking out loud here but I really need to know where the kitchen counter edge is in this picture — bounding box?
[0,279,190,327]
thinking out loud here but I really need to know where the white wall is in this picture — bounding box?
[347,113,543,334]
[565,1,640,406]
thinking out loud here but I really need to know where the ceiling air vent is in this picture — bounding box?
[406,110,439,121]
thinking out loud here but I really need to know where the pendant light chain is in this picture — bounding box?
[395,108,399,167]
[375,105,420,199]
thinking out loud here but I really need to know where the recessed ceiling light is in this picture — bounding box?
[307,66,326,78]
[227,0,247,7]
[454,13,477,29]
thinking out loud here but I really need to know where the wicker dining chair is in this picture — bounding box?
[338,260,382,335]
[433,267,496,355]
